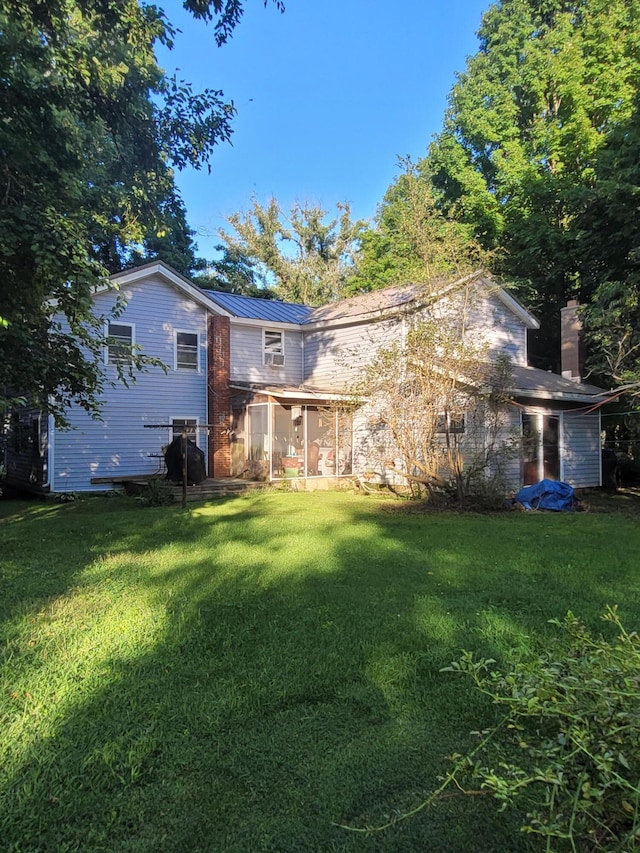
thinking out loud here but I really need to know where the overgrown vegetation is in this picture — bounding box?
[1,490,640,851]
[353,285,517,503]
[445,607,640,850]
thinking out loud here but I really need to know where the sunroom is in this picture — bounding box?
[229,386,353,481]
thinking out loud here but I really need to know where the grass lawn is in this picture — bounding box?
[1,489,640,852]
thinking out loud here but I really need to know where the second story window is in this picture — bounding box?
[107,322,134,364]
[263,329,285,367]
[176,331,199,370]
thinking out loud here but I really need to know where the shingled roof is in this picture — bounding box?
[510,364,606,402]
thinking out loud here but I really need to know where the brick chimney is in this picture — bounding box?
[560,299,584,382]
[207,313,232,478]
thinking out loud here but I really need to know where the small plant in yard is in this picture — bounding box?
[444,607,640,851]
[144,477,174,506]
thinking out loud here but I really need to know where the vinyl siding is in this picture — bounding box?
[562,410,601,488]
[302,289,528,391]
[52,275,208,492]
[466,293,528,365]
[230,323,303,385]
[304,317,402,389]
[496,406,525,489]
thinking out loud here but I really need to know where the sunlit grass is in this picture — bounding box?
[1,490,639,851]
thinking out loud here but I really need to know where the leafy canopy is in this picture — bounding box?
[0,0,281,423]
[218,197,366,305]
[349,159,487,294]
[426,0,640,370]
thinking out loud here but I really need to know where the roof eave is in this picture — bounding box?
[511,388,604,404]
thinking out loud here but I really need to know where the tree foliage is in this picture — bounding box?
[0,0,280,422]
[192,245,273,298]
[426,0,640,370]
[218,197,366,305]
[447,607,640,851]
[348,159,487,294]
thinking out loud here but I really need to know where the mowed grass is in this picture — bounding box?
[1,490,639,852]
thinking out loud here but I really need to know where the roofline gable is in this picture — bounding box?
[103,260,234,318]
[301,270,540,331]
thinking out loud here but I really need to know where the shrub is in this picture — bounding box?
[144,478,174,507]
[444,607,640,851]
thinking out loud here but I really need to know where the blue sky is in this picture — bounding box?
[157,0,490,259]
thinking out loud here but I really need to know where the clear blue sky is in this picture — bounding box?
[156,0,490,259]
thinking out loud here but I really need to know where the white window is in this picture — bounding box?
[436,411,466,434]
[106,322,134,365]
[171,418,198,443]
[263,329,285,367]
[175,331,199,371]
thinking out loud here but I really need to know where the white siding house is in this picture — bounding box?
[51,269,210,492]
[4,262,607,494]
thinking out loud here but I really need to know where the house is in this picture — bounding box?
[3,261,606,494]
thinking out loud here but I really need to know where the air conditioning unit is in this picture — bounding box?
[265,352,285,368]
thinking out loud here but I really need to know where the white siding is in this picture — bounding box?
[304,317,402,389]
[496,406,525,489]
[52,275,208,492]
[466,294,529,365]
[562,410,601,488]
[302,287,528,392]
[230,324,303,385]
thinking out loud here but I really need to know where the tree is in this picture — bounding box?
[0,0,282,424]
[193,245,274,298]
[218,197,366,304]
[127,192,205,278]
[348,159,487,294]
[576,96,640,393]
[352,285,515,502]
[426,0,640,369]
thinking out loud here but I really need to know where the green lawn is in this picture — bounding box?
[1,490,639,852]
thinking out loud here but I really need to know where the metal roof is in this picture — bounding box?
[202,290,312,323]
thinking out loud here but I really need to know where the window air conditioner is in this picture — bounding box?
[265,352,285,368]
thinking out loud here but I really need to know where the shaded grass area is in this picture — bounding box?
[1,491,639,852]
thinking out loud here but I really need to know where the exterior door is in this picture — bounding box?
[522,413,560,484]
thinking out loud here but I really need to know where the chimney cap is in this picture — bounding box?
[565,299,579,308]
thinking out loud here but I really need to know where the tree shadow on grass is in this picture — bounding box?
[2,492,639,851]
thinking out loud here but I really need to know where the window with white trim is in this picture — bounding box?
[175,331,199,371]
[263,329,285,367]
[107,322,134,364]
[436,411,466,434]
[171,418,198,443]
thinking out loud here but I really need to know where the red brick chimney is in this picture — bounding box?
[207,313,232,478]
[560,300,584,382]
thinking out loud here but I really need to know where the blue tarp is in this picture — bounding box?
[514,479,576,511]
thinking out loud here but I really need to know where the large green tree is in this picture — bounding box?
[0,0,281,423]
[218,197,366,305]
[348,159,487,294]
[427,0,640,369]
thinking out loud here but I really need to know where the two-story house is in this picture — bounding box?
[4,261,605,494]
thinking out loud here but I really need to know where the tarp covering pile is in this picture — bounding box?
[514,479,576,511]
